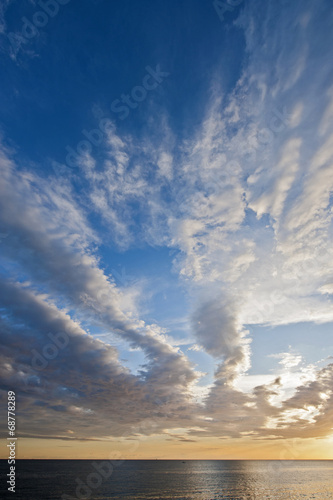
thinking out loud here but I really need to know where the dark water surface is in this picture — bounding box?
[1,459,332,499]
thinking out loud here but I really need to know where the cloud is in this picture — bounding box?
[192,297,251,383]
[1,0,333,445]
[0,277,201,439]
[0,0,11,35]
[0,142,201,440]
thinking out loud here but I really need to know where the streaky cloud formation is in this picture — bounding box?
[0,0,332,454]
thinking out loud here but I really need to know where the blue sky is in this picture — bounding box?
[0,0,333,457]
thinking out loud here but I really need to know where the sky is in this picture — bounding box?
[0,0,333,460]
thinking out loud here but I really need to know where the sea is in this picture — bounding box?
[1,460,332,499]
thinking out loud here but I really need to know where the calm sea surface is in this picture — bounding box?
[0,460,332,499]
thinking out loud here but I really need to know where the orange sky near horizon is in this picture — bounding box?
[2,436,333,460]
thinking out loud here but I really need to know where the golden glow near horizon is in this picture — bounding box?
[2,436,333,460]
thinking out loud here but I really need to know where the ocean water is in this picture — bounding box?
[0,459,332,499]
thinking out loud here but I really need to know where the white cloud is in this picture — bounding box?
[1,0,333,443]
